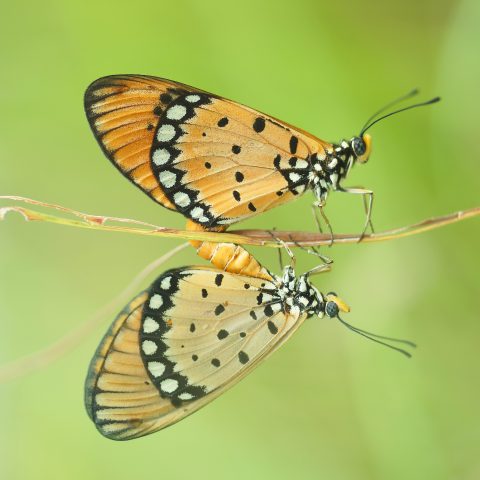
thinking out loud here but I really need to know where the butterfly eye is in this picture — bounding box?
[351,137,366,157]
[325,301,339,318]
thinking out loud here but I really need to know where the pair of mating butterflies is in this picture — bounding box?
[84,75,433,440]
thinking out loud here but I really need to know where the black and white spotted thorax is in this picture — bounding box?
[308,140,358,203]
[272,266,331,319]
[274,136,366,205]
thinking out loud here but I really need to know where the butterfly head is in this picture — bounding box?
[323,291,351,318]
[350,134,372,164]
[288,272,350,319]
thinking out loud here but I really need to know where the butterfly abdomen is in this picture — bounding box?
[186,220,273,281]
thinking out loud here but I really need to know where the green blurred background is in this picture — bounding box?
[1,0,479,479]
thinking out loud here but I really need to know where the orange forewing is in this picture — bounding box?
[85,75,200,210]
[85,75,331,227]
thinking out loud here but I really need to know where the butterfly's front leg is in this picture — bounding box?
[266,230,298,270]
[186,220,272,280]
[304,262,332,277]
[266,229,293,271]
[337,186,374,241]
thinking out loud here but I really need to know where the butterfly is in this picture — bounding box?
[84,75,439,240]
[84,255,351,440]
[85,239,417,441]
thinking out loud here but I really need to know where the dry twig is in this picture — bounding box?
[2,195,478,247]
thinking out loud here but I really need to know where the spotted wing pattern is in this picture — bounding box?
[85,267,306,440]
[84,75,197,210]
[85,75,330,228]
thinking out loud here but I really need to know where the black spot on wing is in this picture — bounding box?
[264,305,275,317]
[160,93,173,104]
[267,321,278,334]
[253,117,265,133]
[238,351,249,364]
[217,329,229,340]
[273,154,281,169]
[290,136,298,154]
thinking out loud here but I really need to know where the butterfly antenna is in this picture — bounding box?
[337,315,416,358]
[360,96,441,136]
[360,88,419,134]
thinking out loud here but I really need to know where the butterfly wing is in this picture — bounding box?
[84,75,199,210]
[85,75,330,227]
[85,267,306,440]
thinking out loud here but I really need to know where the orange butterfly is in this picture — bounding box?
[84,262,348,439]
[85,75,439,237]
[85,246,416,440]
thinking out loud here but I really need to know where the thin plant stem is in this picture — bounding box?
[1,195,479,247]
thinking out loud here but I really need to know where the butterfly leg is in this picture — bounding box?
[277,247,284,270]
[266,231,296,270]
[361,189,375,237]
[338,186,374,241]
[287,234,333,265]
[267,229,286,270]
[311,202,324,234]
[186,220,273,280]
[304,262,333,277]
[312,201,335,246]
